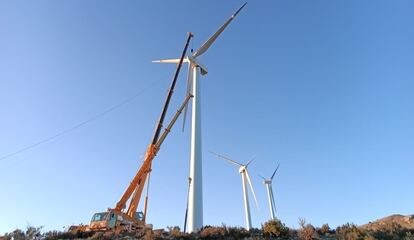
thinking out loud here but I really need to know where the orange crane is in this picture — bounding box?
[71,33,193,233]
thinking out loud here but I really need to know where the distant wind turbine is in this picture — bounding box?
[211,151,258,231]
[259,163,280,220]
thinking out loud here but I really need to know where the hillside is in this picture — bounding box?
[361,214,414,231]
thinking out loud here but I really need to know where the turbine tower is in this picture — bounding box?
[212,152,258,231]
[259,164,280,220]
[153,3,247,233]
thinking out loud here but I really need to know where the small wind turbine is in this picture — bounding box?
[259,163,280,220]
[211,152,258,231]
[153,3,247,233]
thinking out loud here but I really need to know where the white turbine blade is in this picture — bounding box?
[258,174,266,181]
[192,2,247,58]
[245,170,259,209]
[152,58,181,63]
[270,163,280,180]
[209,151,243,167]
[245,157,255,167]
[182,64,193,131]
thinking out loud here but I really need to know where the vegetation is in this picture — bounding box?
[2,215,414,240]
[262,219,289,238]
[335,223,370,240]
[297,218,316,240]
[317,223,332,236]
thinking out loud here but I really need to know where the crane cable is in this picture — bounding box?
[0,80,162,163]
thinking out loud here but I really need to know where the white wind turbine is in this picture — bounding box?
[211,152,259,231]
[153,3,247,233]
[259,164,280,220]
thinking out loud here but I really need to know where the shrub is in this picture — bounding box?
[224,226,250,239]
[249,227,263,238]
[25,226,43,239]
[166,226,183,238]
[298,218,317,240]
[3,229,25,240]
[143,229,154,240]
[368,221,413,240]
[317,223,331,235]
[199,226,226,239]
[152,229,164,239]
[336,223,368,240]
[3,226,46,240]
[262,219,289,238]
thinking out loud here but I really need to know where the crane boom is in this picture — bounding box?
[111,33,193,222]
[110,93,193,221]
[151,32,193,145]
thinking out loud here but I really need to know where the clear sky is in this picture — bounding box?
[1,0,413,234]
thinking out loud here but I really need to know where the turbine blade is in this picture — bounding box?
[245,157,255,167]
[152,58,181,63]
[258,174,266,181]
[209,151,243,167]
[271,163,280,180]
[192,2,247,58]
[245,170,259,209]
[182,64,193,132]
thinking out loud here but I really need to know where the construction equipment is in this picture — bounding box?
[70,33,193,233]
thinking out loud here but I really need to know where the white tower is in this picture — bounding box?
[187,64,203,231]
[154,3,247,233]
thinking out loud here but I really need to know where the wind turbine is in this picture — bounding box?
[259,163,280,220]
[153,3,247,233]
[211,152,258,231]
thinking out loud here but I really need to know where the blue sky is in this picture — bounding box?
[1,0,413,234]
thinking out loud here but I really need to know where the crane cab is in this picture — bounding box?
[89,212,115,230]
[88,211,144,231]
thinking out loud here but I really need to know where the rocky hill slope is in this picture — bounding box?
[361,214,414,231]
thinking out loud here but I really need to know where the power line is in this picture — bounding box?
[0,80,162,162]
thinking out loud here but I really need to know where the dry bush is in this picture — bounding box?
[249,227,263,238]
[298,218,317,240]
[223,226,250,239]
[317,223,331,236]
[25,226,43,239]
[152,229,165,239]
[2,226,44,240]
[199,225,252,239]
[2,229,25,240]
[368,221,414,240]
[199,226,226,239]
[143,229,154,240]
[166,226,188,239]
[336,223,369,240]
[262,219,289,238]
